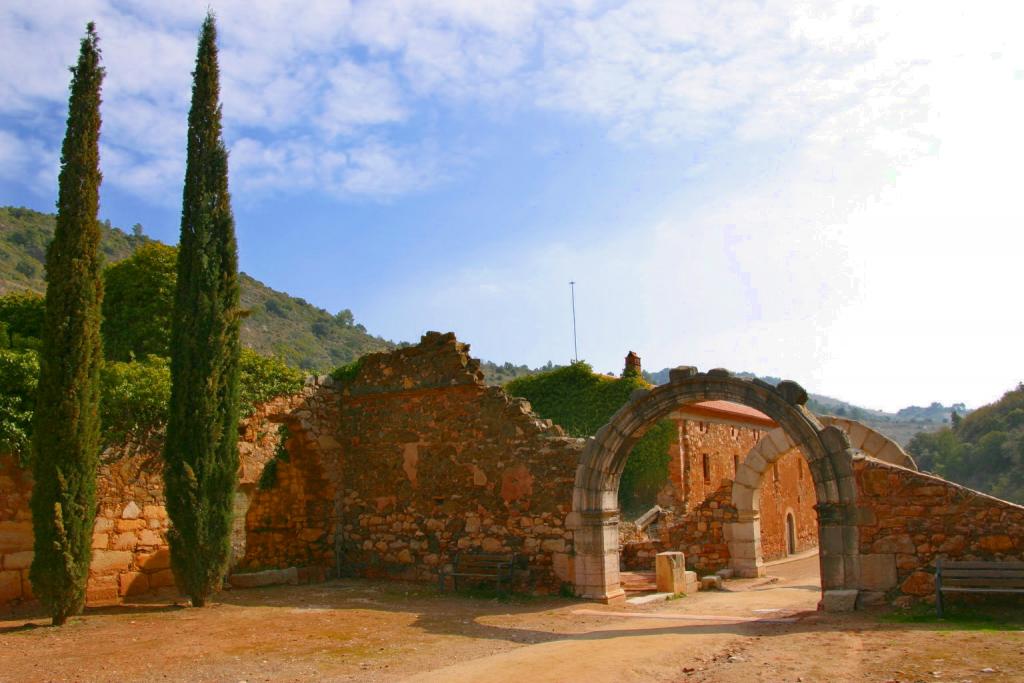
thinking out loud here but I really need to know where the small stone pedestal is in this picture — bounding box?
[655,551,686,593]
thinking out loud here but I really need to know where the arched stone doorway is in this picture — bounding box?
[727,417,917,578]
[570,367,860,608]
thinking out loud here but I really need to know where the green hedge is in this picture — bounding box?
[505,362,673,514]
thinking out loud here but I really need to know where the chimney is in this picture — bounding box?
[624,351,641,377]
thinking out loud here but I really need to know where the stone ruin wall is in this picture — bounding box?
[242,332,584,593]
[853,455,1024,604]
[0,388,322,613]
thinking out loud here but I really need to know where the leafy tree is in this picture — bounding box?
[29,23,105,626]
[163,14,242,608]
[908,383,1024,504]
[0,349,39,465]
[101,242,176,360]
[0,291,45,349]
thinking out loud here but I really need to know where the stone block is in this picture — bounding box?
[0,569,22,601]
[137,529,162,547]
[119,571,149,596]
[858,553,897,591]
[90,550,133,575]
[871,534,915,555]
[655,551,685,593]
[148,569,176,589]
[93,517,114,533]
[683,570,700,595]
[92,532,109,550]
[821,589,859,612]
[137,549,171,572]
[143,505,167,520]
[116,518,145,532]
[900,570,935,596]
[86,575,119,605]
[0,521,33,554]
[111,532,137,551]
[2,550,33,570]
[228,566,298,588]
[121,501,141,520]
[700,575,723,590]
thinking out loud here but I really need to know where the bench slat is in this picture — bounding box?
[941,587,1024,594]
[942,578,1024,588]
[941,561,1024,570]
[942,569,1024,579]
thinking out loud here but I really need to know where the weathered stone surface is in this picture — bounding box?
[858,553,897,591]
[90,550,133,575]
[821,589,859,612]
[228,566,299,588]
[900,571,935,596]
[2,550,33,570]
[775,380,808,406]
[655,551,685,593]
[0,521,32,554]
[121,501,141,520]
[0,570,21,601]
[700,575,724,590]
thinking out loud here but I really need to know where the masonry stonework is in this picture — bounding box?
[853,455,1024,603]
[0,388,324,612]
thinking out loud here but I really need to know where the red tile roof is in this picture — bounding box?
[681,400,777,428]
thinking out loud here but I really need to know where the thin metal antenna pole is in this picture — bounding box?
[570,281,578,363]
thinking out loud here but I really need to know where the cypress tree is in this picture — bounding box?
[163,13,242,607]
[29,23,105,626]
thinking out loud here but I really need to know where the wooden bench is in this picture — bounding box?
[438,552,515,593]
[935,558,1024,617]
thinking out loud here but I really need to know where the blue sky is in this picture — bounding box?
[2,1,1024,411]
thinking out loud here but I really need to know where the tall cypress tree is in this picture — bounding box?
[163,13,241,607]
[29,23,105,626]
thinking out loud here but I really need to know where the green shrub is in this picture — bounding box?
[100,355,171,447]
[0,349,39,465]
[239,348,305,415]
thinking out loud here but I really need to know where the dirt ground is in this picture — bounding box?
[2,556,1021,683]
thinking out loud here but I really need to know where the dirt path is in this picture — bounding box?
[2,557,1021,682]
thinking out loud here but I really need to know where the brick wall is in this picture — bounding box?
[758,447,818,560]
[676,420,762,511]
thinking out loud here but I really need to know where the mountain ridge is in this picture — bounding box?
[0,205,394,370]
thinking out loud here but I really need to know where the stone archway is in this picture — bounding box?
[571,367,860,608]
[727,417,916,579]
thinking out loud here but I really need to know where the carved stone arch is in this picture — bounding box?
[571,367,860,608]
[727,416,917,579]
[819,416,917,470]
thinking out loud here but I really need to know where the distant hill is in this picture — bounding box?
[907,384,1024,504]
[0,206,393,370]
[644,366,957,447]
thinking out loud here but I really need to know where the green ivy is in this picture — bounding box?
[258,424,291,490]
[506,362,672,513]
[329,356,363,385]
